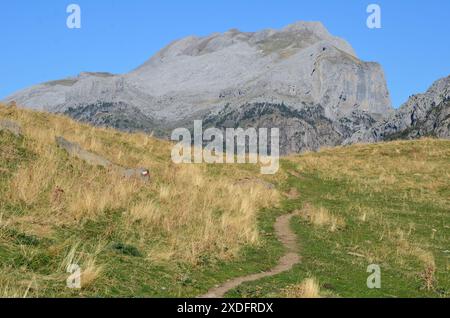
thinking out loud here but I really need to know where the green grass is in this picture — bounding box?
[227,142,450,298]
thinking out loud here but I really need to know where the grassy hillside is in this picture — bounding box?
[0,104,281,297]
[230,140,450,297]
[1,104,449,298]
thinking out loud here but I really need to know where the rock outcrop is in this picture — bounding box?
[56,136,150,182]
[56,136,113,168]
[346,76,450,144]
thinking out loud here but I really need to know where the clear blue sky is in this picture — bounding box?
[1,0,449,107]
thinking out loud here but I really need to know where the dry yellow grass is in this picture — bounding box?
[2,103,448,297]
[0,104,280,264]
[282,278,321,298]
[383,225,437,290]
[298,203,345,232]
[291,140,450,209]
[0,282,33,298]
[80,258,103,289]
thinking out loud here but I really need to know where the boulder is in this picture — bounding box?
[55,136,112,168]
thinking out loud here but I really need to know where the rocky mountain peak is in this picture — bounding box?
[4,21,405,154]
[140,21,356,64]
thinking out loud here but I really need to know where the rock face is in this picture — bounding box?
[3,21,398,153]
[347,76,450,144]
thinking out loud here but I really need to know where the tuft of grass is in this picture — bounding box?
[298,203,345,232]
[282,278,321,298]
[60,242,104,290]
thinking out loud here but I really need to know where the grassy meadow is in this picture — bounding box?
[229,140,450,297]
[0,103,448,297]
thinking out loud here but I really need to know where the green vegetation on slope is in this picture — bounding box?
[1,104,449,298]
[228,140,450,298]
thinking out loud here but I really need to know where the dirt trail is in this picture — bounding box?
[200,213,300,298]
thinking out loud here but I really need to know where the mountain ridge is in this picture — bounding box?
[4,21,449,153]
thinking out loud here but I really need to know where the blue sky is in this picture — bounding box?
[0,0,449,107]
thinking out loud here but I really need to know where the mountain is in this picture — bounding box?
[347,75,450,144]
[11,23,450,153]
[4,22,450,153]
[4,21,395,153]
